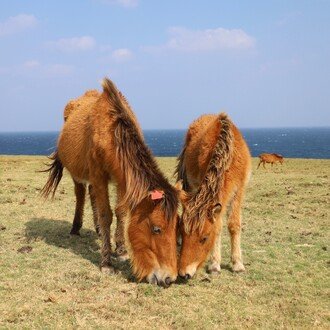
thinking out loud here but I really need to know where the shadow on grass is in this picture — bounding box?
[25,217,135,282]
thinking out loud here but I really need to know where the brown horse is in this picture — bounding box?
[41,78,179,286]
[175,113,251,279]
[62,88,141,242]
[257,153,284,169]
[62,89,102,237]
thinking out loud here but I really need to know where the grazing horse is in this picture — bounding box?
[41,78,179,286]
[257,153,284,169]
[62,88,137,243]
[62,89,101,237]
[175,113,251,279]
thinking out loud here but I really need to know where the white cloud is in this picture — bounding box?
[24,62,74,76]
[0,67,9,75]
[111,48,133,62]
[46,36,96,52]
[23,60,40,69]
[99,44,113,52]
[276,12,302,27]
[145,27,255,52]
[98,0,138,8]
[0,14,37,37]
[43,64,74,77]
[0,61,74,77]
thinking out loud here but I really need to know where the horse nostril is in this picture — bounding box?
[184,274,191,280]
[165,277,172,286]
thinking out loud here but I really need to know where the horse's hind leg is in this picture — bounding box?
[227,188,246,272]
[257,160,261,169]
[88,185,100,236]
[91,180,115,273]
[70,181,86,235]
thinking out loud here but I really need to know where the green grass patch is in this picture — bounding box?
[0,156,329,328]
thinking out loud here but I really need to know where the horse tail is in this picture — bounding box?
[40,151,63,199]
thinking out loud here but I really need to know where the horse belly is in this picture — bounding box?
[57,120,90,181]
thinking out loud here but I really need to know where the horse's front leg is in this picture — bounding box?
[227,189,246,272]
[91,180,115,273]
[207,231,222,274]
[115,190,129,261]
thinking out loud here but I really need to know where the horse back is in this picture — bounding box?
[259,153,283,163]
[57,91,116,182]
[184,114,251,192]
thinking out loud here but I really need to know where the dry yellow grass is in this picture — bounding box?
[0,156,329,329]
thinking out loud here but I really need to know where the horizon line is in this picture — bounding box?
[0,126,330,134]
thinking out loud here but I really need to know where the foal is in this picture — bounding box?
[176,113,251,279]
[42,78,179,286]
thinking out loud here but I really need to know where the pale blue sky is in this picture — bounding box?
[0,0,329,131]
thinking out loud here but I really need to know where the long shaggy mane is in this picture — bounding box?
[102,78,178,220]
[178,113,234,233]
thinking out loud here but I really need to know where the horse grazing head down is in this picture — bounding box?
[176,182,222,279]
[126,189,179,287]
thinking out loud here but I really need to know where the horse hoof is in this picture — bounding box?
[101,266,116,275]
[115,246,129,261]
[116,253,129,262]
[70,230,80,236]
[232,262,245,272]
[207,263,221,275]
[95,227,101,237]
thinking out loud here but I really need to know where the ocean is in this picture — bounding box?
[0,128,329,159]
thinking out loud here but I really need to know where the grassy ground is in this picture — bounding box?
[0,156,329,329]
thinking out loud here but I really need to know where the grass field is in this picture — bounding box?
[0,156,329,329]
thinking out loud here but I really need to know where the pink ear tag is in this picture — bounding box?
[151,190,164,200]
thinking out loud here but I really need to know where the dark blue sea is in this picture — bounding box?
[0,128,329,159]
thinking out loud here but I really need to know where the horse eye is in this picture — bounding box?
[152,225,162,235]
[200,236,208,244]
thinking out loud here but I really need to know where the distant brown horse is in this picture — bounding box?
[41,78,179,286]
[257,153,284,169]
[175,113,251,279]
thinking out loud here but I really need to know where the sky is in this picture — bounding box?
[0,0,329,131]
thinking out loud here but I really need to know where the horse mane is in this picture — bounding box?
[181,113,234,233]
[175,137,190,192]
[102,78,178,220]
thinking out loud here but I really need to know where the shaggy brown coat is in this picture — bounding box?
[176,113,251,278]
[41,78,179,286]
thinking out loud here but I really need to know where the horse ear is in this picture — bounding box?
[175,180,183,191]
[211,203,222,222]
[149,190,164,201]
[175,180,188,204]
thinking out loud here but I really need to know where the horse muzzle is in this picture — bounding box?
[146,269,177,288]
[178,262,198,280]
